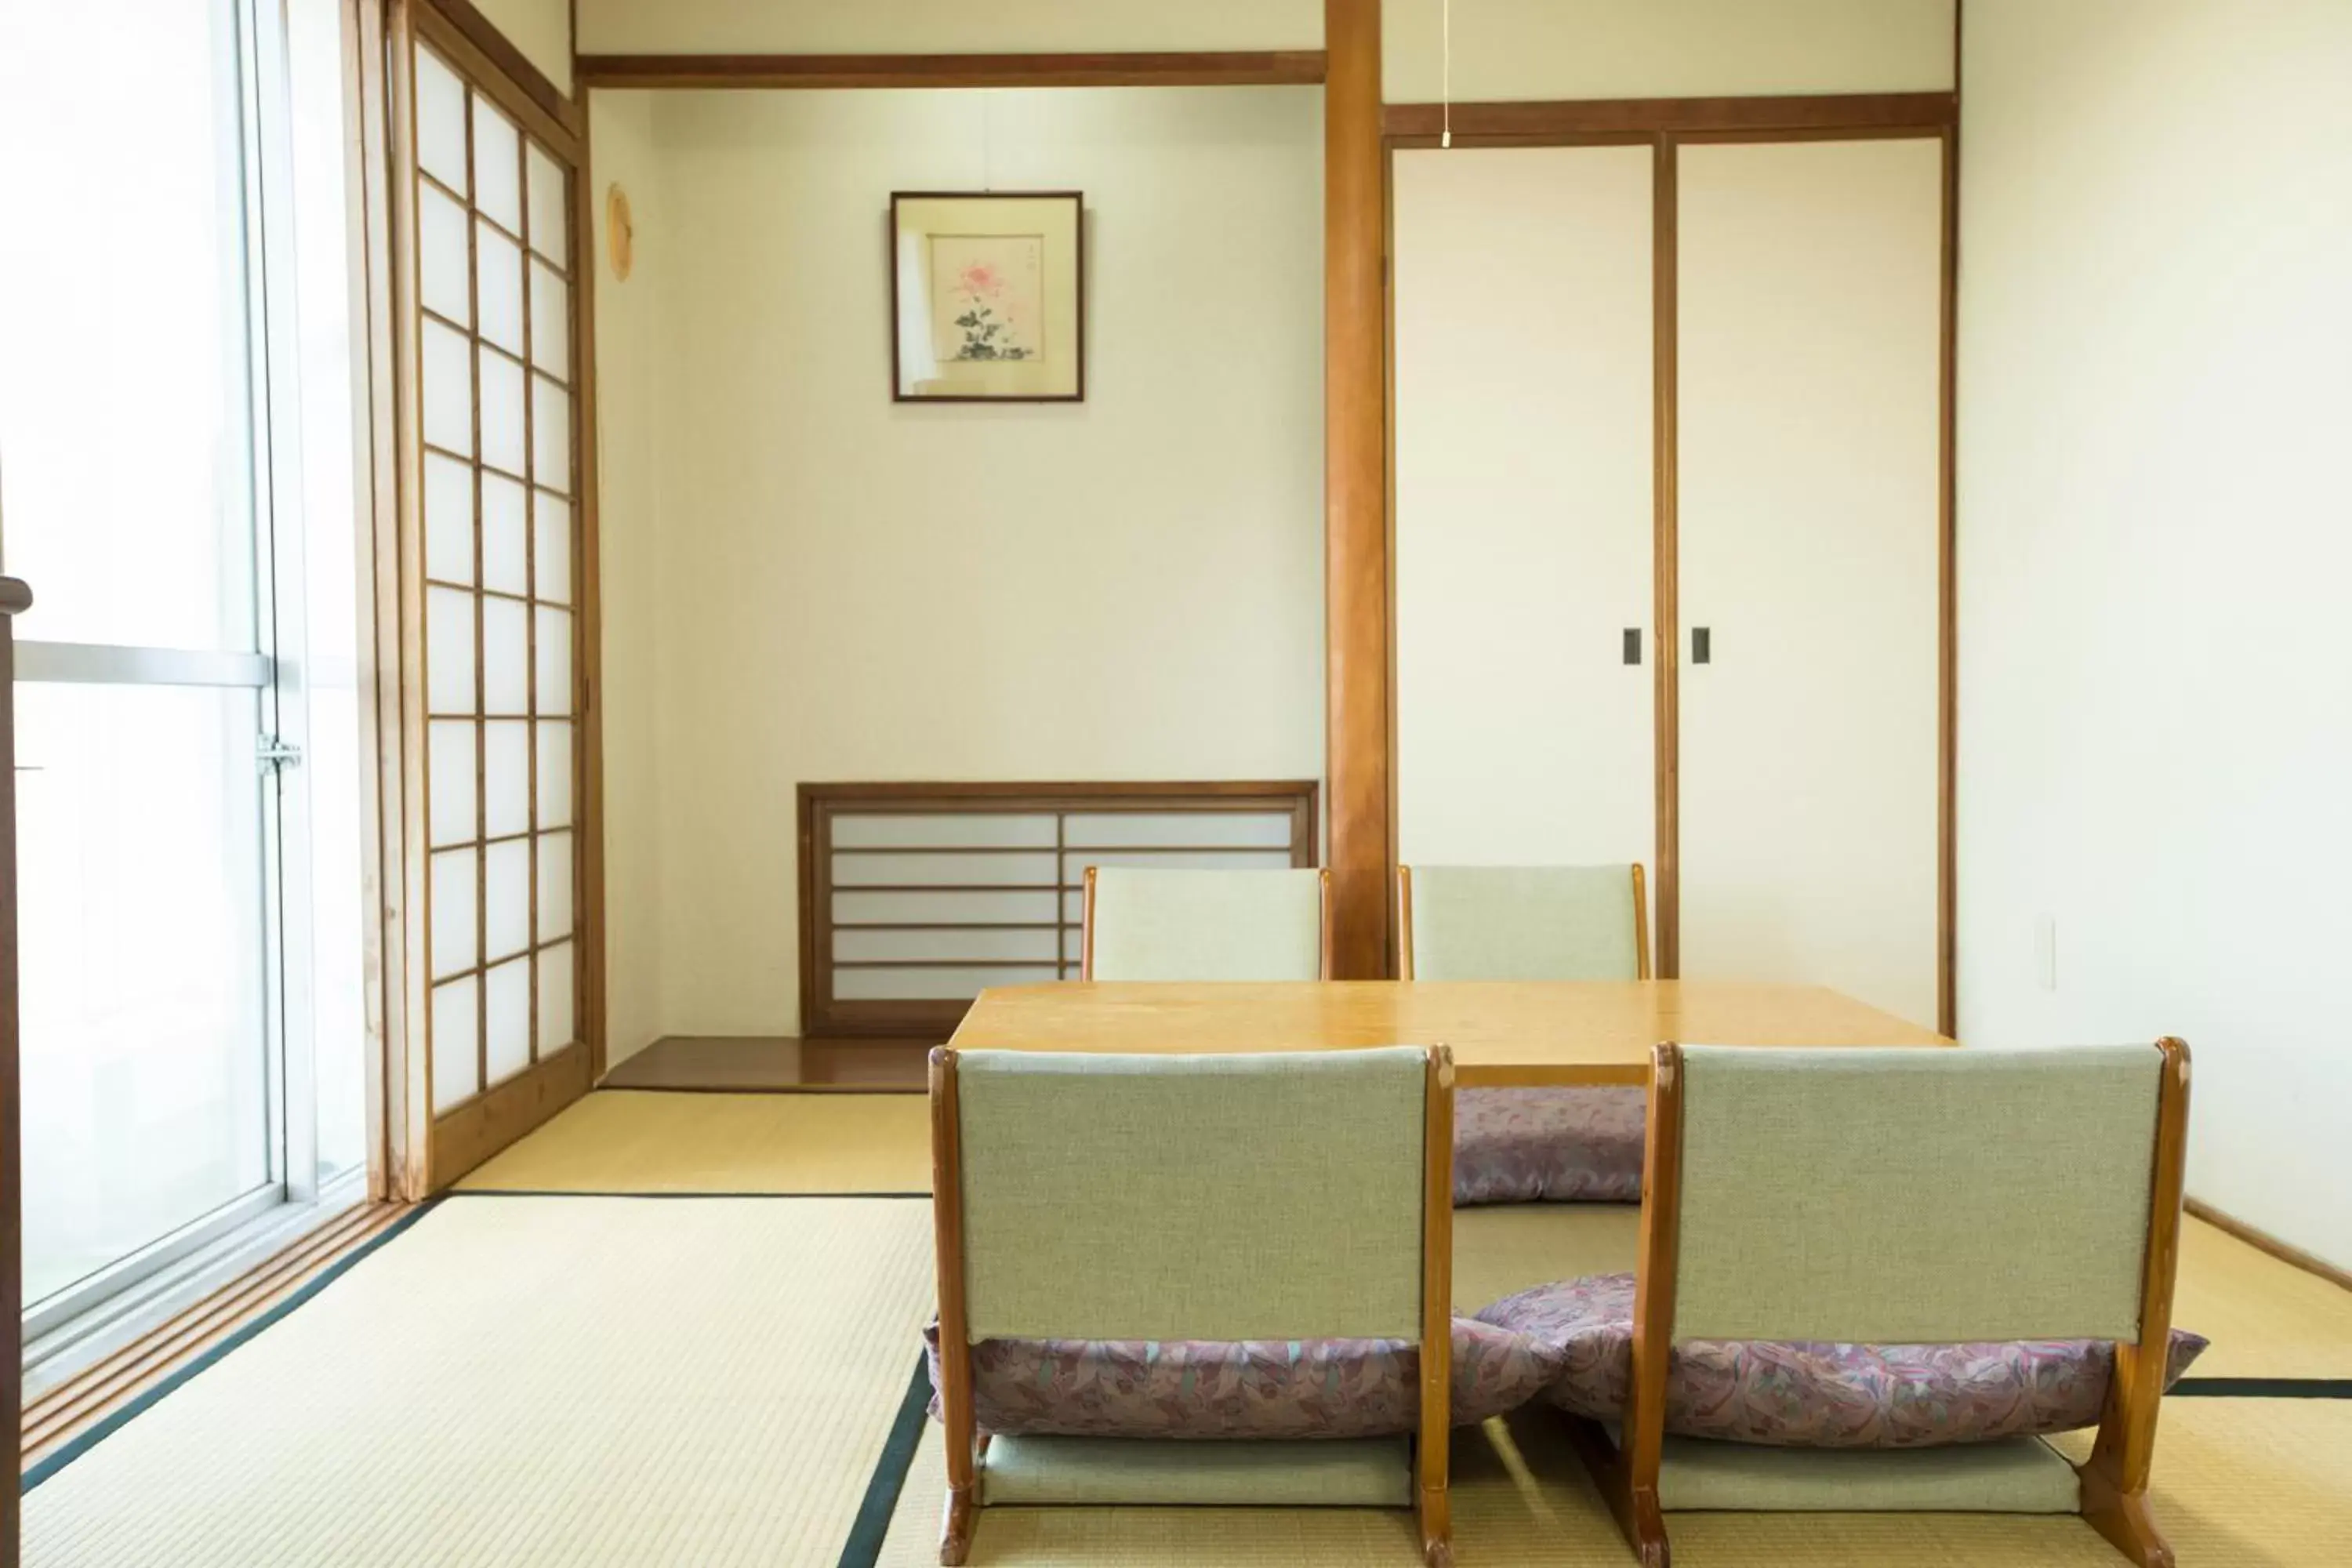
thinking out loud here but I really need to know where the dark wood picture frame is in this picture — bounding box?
[887,191,1087,403]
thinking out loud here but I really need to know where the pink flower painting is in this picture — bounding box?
[930,234,1043,363]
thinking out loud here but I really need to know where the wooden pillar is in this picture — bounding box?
[1324,0,1392,978]
[2,575,30,1568]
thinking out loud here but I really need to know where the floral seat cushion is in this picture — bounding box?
[924,1317,1563,1440]
[1454,1087,1646,1205]
[1475,1273,2209,1449]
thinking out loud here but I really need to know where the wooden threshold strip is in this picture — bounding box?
[20,1201,418,1470]
[575,50,1327,90]
[1382,91,1957,142]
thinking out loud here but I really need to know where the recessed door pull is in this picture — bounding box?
[1692,627,1711,665]
[1622,628,1642,666]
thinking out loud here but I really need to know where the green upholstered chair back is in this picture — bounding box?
[1670,1044,2165,1345]
[1403,864,1641,981]
[953,1048,1428,1342]
[1084,867,1323,982]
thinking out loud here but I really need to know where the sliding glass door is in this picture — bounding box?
[0,0,368,1330]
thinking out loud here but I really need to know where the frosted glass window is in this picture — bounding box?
[528,262,568,379]
[535,720,572,828]
[471,96,521,232]
[835,965,1057,1001]
[428,720,477,847]
[430,977,479,1113]
[483,719,529,839]
[836,928,1058,963]
[533,492,570,603]
[537,941,575,1052]
[484,837,530,961]
[415,49,467,195]
[481,473,528,595]
[537,831,573,943]
[485,957,530,1083]
[422,320,472,455]
[423,452,474,585]
[482,595,528,714]
[1063,890,1085,924]
[475,222,523,355]
[531,376,570,492]
[831,814,1058,850]
[430,848,479,978]
[478,347,524,477]
[1064,813,1295,849]
[1073,849,1293,874]
[425,586,476,714]
[524,143,566,263]
[833,851,1057,887]
[535,606,571,714]
[832,889,1059,924]
[419,185,470,325]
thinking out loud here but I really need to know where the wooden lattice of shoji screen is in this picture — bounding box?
[797,782,1319,1037]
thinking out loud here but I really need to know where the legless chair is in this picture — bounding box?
[931,1047,1456,1566]
[1579,1040,2191,1568]
[1081,865,1332,981]
[1399,865,1649,1204]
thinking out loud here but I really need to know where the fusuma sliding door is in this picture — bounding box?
[1393,146,1657,880]
[392,2,596,1189]
[1675,138,1943,1028]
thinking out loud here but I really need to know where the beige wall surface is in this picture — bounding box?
[473,0,572,93]
[591,88,1327,1043]
[575,0,1320,56]
[1958,0,2352,1269]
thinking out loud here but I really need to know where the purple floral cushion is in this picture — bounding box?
[1454,1087,1646,1205]
[923,1317,1563,1439]
[1475,1273,2209,1449]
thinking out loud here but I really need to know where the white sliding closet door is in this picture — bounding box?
[1393,146,1656,871]
[1676,138,1942,1027]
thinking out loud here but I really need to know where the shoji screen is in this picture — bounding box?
[1392,147,1656,871]
[1675,138,1942,1027]
[404,20,587,1159]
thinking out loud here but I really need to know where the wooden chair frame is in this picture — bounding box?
[1571,1036,2192,1568]
[1078,863,1336,981]
[1396,862,1651,981]
[929,1044,1456,1567]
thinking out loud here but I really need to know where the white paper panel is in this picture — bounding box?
[414,47,467,195]
[472,94,521,231]
[481,473,528,595]
[428,720,477,847]
[425,586,476,714]
[1062,812,1295,849]
[1063,890,1085,924]
[832,851,1056,888]
[423,452,474,585]
[485,837,531,961]
[537,831,574,943]
[535,720,573,828]
[833,889,1060,925]
[833,965,1058,1001]
[482,595,528,714]
[536,941,575,1052]
[478,347,525,477]
[485,956,531,1084]
[419,184,470,325]
[829,814,1057,850]
[430,976,479,1112]
[528,260,568,379]
[833,928,1059,964]
[532,376,570,492]
[525,142,567,263]
[535,606,571,713]
[1065,849,1294,876]
[422,320,472,456]
[533,492,571,604]
[483,718,530,839]
[476,221,524,355]
[1065,928,1086,964]
[430,848,478,978]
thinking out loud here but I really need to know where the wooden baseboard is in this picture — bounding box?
[2187,1198,2352,1294]
[21,1201,419,1471]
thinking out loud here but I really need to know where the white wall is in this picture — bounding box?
[1958,0,2352,1269]
[473,0,572,94]
[593,88,1327,1049]
[576,0,1319,55]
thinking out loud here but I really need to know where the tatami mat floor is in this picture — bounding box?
[28,1086,2352,1566]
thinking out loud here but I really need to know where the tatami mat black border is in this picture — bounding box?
[837,1354,934,1568]
[20,1198,445,1494]
[2171,1377,2352,1398]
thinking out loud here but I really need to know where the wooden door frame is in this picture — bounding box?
[1377,89,1959,1031]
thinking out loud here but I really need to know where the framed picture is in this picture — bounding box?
[889,191,1084,402]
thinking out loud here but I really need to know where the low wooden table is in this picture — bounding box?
[947,980,1950,1087]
